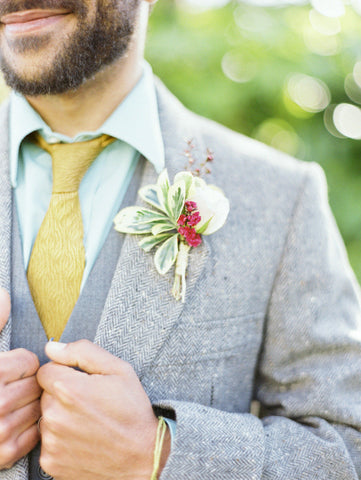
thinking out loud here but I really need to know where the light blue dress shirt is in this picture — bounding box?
[10,62,164,288]
[9,62,177,445]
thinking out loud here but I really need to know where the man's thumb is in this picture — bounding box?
[45,339,125,375]
[0,288,10,333]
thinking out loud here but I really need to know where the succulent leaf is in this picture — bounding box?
[139,185,166,212]
[174,171,194,198]
[152,222,177,235]
[138,233,174,253]
[168,182,185,223]
[156,169,171,217]
[114,207,164,234]
[154,234,179,275]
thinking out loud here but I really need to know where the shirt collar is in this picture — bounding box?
[9,61,165,187]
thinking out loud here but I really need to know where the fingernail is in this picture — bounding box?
[46,341,67,354]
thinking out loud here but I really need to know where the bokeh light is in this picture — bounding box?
[178,0,361,16]
[285,73,331,114]
[177,0,230,10]
[240,0,305,5]
[309,9,341,35]
[311,0,345,17]
[353,61,361,89]
[303,25,341,56]
[344,74,361,105]
[333,103,361,139]
[351,0,361,15]
[221,50,259,83]
[324,105,346,138]
[234,5,275,34]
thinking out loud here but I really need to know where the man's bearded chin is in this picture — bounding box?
[0,0,140,96]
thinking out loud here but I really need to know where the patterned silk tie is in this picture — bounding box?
[27,132,115,341]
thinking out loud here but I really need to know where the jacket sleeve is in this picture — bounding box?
[156,163,361,479]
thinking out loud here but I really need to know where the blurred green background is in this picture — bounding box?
[146,0,361,283]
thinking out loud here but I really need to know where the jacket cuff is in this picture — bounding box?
[154,399,264,480]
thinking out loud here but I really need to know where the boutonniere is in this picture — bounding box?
[114,168,229,302]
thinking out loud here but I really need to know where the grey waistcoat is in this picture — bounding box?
[10,157,144,480]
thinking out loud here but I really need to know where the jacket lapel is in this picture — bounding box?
[0,104,29,480]
[95,81,210,378]
[0,100,12,353]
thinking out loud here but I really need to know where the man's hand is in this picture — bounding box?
[37,340,170,480]
[0,288,42,469]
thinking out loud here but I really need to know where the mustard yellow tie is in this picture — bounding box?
[27,132,115,341]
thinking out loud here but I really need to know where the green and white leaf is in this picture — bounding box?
[138,233,173,253]
[154,234,179,275]
[114,207,160,234]
[168,182,185,223]
[133,208,168,223]
[138,185,166,213]
[157,169,172,217]
[174,172,194,198]
[116,206,166,224]
[152,221,177,235]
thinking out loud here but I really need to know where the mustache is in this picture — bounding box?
[0,0,85,18]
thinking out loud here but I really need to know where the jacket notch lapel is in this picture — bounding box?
[95,88,211,376]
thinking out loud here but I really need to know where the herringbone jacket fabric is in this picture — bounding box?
[1,80,361,479]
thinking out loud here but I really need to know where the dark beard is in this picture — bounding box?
[0,0,140,95]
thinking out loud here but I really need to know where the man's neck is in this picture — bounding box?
[25,56,142,138]
[24,5,149,138]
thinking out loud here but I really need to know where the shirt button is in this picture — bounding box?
[38,465,53,480]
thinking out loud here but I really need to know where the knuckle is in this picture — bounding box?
[13,348,28,361]
[41,431,58,455]
[39,453,58,477]
[0,357,9,379]
[18,349,39,371]
[120,360,135,377]
[39,453,51,473]
[14,348,27,357]
[42,410,62,433]
[54,380,72,398]
[0,419,11,443]
[0,442,17,468]
[0,396,10,417]
[75,339,91,350]
[25,351,40,373]
[13,349,39,376]
[40,392,53,411]
[36,363,49,382]
[37,363,54,387]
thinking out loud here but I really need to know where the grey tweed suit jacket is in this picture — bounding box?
[1,80,361,479]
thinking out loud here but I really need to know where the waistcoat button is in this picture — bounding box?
[38,465,53,480]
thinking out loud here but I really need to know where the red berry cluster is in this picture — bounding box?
[177,201,202,247]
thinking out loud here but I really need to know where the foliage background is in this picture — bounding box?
[146,0,361,283]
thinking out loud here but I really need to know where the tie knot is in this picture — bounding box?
[30,132,116,193]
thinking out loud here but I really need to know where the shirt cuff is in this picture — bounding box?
[163,417,177,450]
